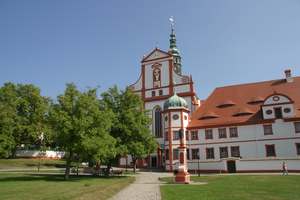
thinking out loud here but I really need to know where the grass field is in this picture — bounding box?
[160,175,300,200]
[0,173,134,200]
[0,158,66,169]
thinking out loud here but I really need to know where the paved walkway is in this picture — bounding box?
[109,171,172,200]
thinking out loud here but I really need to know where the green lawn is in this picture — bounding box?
[0,173,134,200]
[0,158,66,169]
[160,175,300,200]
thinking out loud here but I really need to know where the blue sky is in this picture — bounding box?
[1,0,300,99]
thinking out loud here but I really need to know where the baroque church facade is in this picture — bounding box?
[120,25,300,173]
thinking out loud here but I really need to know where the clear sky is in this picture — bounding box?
[1,0,300,99]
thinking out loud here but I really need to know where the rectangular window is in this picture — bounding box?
[151,91,155,97]
[206,148,214,159]
[265,144,276,157]
[218,128,227,139]
[191,131,198,140]
[294,122,300,133]
[159,90,163,96]
[296,143,300,155]
[165,149,169,160]
[186,131,189,141]
[274,107,283,119]
[173,131,180,140]
[263,124,273,135]
[205,129,213,139]
[191,148,199,159]
[173,148,179,160]
[164,132,168,141]
[219,147,228,159]
[229,127,238,138]
[186,148,190,160]
[231,146,240,157]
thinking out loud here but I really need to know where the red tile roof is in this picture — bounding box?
[188,76,300,129]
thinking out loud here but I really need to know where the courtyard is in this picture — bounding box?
[1,158,300,200]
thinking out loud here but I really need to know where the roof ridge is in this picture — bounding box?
[215,76,300,90]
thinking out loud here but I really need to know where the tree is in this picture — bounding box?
[0,83,51,158]
[50,84,116,180]
[101,86,157,173]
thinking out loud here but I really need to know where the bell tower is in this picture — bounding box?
[169,17,182,75]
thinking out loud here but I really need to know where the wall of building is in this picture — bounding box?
[16,150,65,159]
[181,119,300,172]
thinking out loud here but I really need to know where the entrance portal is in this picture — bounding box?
[151,156,157,168]
[227,160,236,173]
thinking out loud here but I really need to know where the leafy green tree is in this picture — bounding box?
[14,84,52,148]
[0,82,51,158]
[101,86,157,173]
[50,84,116,179]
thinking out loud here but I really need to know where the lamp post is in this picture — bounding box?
[197,151,200,177]
[37,132,44,172]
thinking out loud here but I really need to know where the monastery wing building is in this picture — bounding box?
[122,25,300,173]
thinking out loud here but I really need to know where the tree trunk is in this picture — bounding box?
[76,160,79,176]
[64,151,73,180]
[106,162,111,176]
[133,158,137,173]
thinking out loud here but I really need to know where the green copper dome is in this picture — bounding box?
[163,93,188,110]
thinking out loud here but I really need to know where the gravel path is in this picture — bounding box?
[109,171,172,200]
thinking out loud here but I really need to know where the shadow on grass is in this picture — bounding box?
[0,174,129,183]
[25,163,66,168]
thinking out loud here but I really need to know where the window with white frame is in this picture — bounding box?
[219,147,228,158]
[263,124,273,135]
[205,129,213,139]
[206,148,214,159]
[231,146,240,157]
[186,148,190,160]
[191,148,199,159]
[186,130,189,140]
[265,144,276,157]
[173,148,179,160]
[191,130,198,140]
[173,131,180,140]
[294,122,300,133]
[296,143,300,156]
[229,127,238,138]
[218,128,227,139]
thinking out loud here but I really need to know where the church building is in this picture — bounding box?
[121,23,300,173]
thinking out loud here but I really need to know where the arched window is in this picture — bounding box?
[153,107,162,137]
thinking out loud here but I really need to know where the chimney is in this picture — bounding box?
[284,69,293,83]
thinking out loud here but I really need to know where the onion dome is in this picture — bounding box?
[164,93,188,110]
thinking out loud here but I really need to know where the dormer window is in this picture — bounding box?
[262,94,294,120]
[216,100,235,108]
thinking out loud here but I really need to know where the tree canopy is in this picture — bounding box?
[0,83,50,158]
[0,82,157,177]
[102,86,157,172]
[50,84,116,179]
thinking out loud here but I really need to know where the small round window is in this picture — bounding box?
[184,115,188,120]
[173,114,179,120]
[283,108,291,113]
[266,109,273,115]
[272,96,280,102]
[164,116,168,121]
